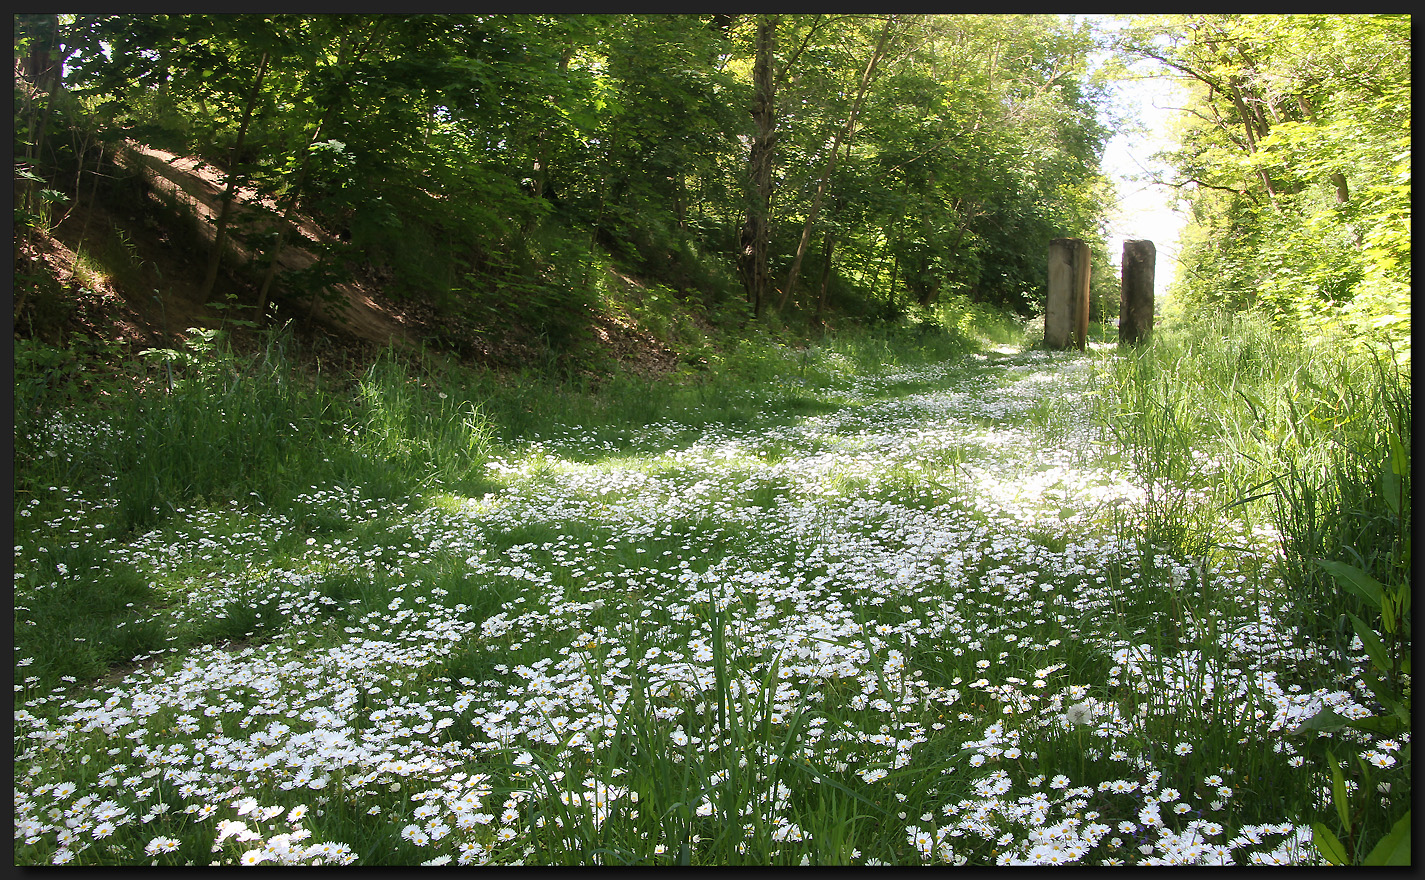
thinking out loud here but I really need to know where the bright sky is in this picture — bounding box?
[1086,16,1190,299]
[1100,75,1189,298]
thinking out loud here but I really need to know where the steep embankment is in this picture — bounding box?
[15,140,683,377]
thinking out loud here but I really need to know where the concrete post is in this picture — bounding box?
[1119,240,1155,346]
[1072,239,1091,351]
[1045,239,1074,349]
[1046,238,1090,350]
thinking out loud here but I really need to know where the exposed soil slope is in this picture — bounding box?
[15,140,683,378]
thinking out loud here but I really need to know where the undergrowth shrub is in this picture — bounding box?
[1270,350,1410,657]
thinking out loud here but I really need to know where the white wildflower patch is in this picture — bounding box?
[12,347,1383,866]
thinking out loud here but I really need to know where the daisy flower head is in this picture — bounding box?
[145,836,183,856]
[1364,751,1395,769]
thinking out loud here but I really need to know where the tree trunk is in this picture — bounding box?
[737,14,778,318]
[25,14,62,169]
[814,227,835,324]
[777,17,894,313]
[255,120,329,317]
[1329,171,1349,204]
[528,40,573,225]
[199,50,270,305]
[887,252,900,311]
[1226,78,1279,207]
[1296,94,1349,202]
[17,14,62,246]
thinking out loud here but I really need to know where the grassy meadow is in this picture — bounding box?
[12,311,1410,865]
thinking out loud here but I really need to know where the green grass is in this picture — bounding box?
[12,305,1410,866]
[1089,309,1410,650]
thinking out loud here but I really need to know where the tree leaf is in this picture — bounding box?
[1343,713,1403,736]
[1327,751,1350,833]
[1379,457,1401,517]
[1316,559,1385,609]
[1346,611,1390,673]
[1291,706,1348,734]
[1387,427,1408,477]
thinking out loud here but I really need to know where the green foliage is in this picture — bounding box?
[15,327,500,535]
[1268,352,1410,660]
[354,351,495,496]
[12,541,164,685]
[26,13,1119,342]
[110,327,333,530]
[1119,14,1410,355]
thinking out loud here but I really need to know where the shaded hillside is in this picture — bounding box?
[14,138,685,378]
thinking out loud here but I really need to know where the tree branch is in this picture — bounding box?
[1161,175,1258,202]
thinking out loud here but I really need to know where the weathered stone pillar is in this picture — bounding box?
[1119,240,1155,346]
[1046,238,1090,350]
[1072,240,1091,350]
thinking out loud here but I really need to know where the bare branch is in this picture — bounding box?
[1161,175,1259,202]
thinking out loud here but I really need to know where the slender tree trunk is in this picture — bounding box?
[1294,94,1349,202]
[1329,172,1349,204]
[533,42,573,206]
[199,50,270,305]
[255,113,334,316]
[18,15,62,245]
[868,232,888,292]
[814,227,835,324]
[887,252,900,311]
[1226,78,1278,208]
[737,14,778,318]
[870,179,911,305]
[777,17,894,313]
[26,15,62,171]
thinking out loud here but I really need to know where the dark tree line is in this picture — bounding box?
[15,14,1114,342]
